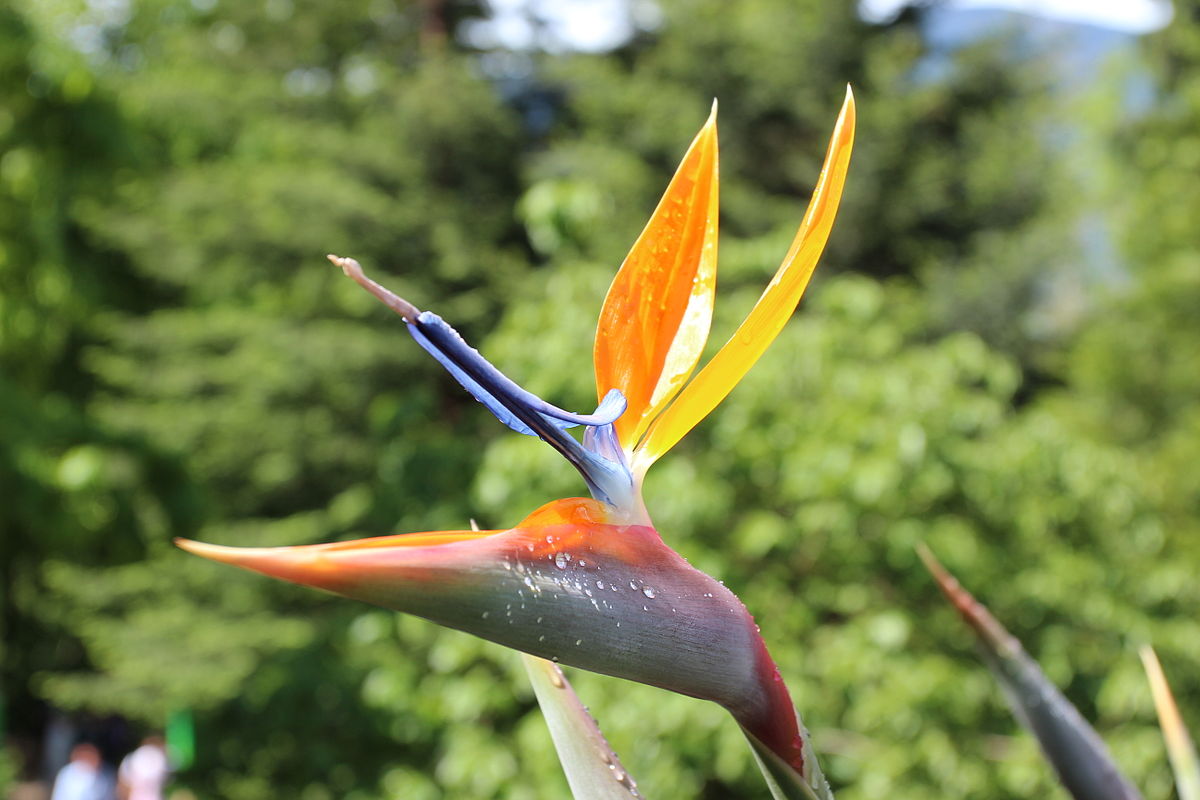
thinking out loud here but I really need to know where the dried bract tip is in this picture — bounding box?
[327,254,421,322]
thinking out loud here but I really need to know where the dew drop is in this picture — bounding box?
[481,611,489,619]
[554,552,569,569]
[629,580,638,590]
[575,639,582,646]
[641,586,656,599]
[596,580,605,590]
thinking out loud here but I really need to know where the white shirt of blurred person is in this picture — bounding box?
[118,737,170,800]
[51,743,117,800]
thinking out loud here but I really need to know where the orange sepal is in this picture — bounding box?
[633,88,856,474]
[593,103,720,453]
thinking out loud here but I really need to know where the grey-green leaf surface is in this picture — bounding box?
[1141,646,1200,800]
[743,728,823,800]
[522,654,645,800]
[918,544,1143,800]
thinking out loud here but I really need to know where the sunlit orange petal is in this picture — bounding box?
[593,103,719,452]
[633,88,856,475]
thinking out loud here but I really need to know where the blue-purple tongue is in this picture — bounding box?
[408,311,634,508]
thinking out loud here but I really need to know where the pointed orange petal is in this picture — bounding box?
[593,102,719,452]
[633,88,855,474]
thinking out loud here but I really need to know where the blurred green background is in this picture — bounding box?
[2,0,1198,797]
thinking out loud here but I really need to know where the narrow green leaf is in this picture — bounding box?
[743,728,824,800]
[522,654,645,800]
[918,544,1143,800]
[1140,645,1200,800]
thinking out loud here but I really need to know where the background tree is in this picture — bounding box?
[2,0,1195,798]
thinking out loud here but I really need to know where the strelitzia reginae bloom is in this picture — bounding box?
[179,89,855,792]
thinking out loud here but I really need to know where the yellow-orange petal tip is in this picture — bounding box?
[175,538,246,565]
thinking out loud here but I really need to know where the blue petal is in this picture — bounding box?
[407,321,540,436]
[409,312,625,435]
[406,312,634,507]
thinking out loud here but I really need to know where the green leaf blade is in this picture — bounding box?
[522,654,645,800]
[743,727,825,800]
[1141,645,1200,800]
[918,544,1143,800]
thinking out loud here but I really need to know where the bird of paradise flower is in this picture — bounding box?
[179,88,855,797]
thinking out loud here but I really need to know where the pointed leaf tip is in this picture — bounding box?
[920,545,1144,800]
[1141,646,1200,800]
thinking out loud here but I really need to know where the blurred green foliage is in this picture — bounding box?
[2,0,1197,798]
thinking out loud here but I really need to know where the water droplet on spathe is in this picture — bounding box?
[641,586,656,599]
[554,552,569,570]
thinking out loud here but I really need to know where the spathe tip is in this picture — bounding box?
[175,537,272,567]
[175,536,222,559]
[175,536,323,576]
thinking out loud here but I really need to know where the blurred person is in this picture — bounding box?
[50,742,116,800]
[117,736,169,800]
